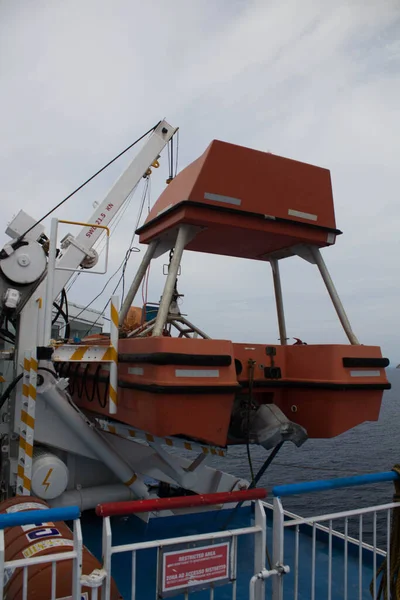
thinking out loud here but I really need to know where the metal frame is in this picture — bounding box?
[127,313,210,339]
[95,419,230,490]
[44,219,110,345]
[53,220,111,273]
[95,418,226,456]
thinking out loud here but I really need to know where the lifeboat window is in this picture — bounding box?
[235,359,243,375]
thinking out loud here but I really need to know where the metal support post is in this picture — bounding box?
[72,518,83,599]
[309,246,360,345]
[109,295,119,415]
[0,529,4,600]
[270,259,288,345]
[272,497,285,600]
[17,351,37,495]
[44,218,58,345]
[102,517,112,600]
[119,240,159,326]
[16,353,32,495]
[153,226,191,337]
[253,499,267,600]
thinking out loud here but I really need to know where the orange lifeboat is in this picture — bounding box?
[60,140,390,449]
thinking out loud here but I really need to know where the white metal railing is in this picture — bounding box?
[98,493,273,600]
[270,472,400,600]
[271,497,398,600]
[1,473,398,599]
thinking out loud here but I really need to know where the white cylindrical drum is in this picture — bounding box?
[31,448,69,500]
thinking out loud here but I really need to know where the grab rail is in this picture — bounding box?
[96,488,267,516]
[272,470,399,497]
[0,505,80,529]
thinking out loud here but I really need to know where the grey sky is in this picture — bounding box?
[1,0,400,362]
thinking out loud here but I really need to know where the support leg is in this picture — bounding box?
[309,246,359,345]
[118,240,158,326]
[270,259,288,345]
[153,226,191,337]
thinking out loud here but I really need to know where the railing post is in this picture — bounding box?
[72,518,83,600]
[253,500,266,600]
[0,530,4,600]
[272,497,285,600]
[102,516,112,600]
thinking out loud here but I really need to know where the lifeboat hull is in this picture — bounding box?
[233,343,390,438]
[59,338,390,447]
[60,337,239,447]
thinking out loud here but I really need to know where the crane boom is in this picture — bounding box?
[51,120,175,301]
[14,120,176,362]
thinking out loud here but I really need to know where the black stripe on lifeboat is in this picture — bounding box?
[342,357,390,368]
[239,380,391,391]
[118,353,232,367]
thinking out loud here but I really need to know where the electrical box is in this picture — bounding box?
[6,210,46,242]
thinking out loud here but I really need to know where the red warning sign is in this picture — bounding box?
[162,542,230,593]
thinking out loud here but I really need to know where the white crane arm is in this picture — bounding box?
[52,120,176,299]
[16,119,176,353]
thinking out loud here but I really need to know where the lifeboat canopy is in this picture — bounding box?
[138,140,341,261]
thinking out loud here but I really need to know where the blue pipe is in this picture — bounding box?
[272,471,399,498]
[0,506,80,530]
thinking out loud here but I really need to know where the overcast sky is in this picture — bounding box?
[1,0,400,363]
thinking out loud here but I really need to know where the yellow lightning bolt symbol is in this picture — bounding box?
[42,468,53,493]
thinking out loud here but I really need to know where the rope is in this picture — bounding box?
[14,122,160,243]
[371,464,400,599]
